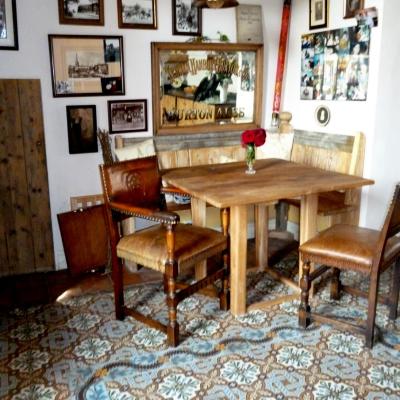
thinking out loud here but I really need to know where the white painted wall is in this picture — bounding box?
[283,0,400,230]
[0,0,280,269]
[1,0,397,269]
[364,0,400,228]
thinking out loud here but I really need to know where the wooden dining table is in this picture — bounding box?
[163,158,374,316]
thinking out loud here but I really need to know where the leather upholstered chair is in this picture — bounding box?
[100,156,230,347]
[298,183,400,348]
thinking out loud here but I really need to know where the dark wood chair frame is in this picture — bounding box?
[299,183,400,348]
[100,156,230,346]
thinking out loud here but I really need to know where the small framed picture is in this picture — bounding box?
[58,0,104,25]
[108,99,148,134]
[172,0,201,36]
[309,0,328,30]
[343,0,364,19]
[0,0,18,50]
[315,105,331,126]
[48,35,125,97]
[66,105,98,154]
[117,0,157,29]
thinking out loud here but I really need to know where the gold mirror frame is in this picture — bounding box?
[151,42,263,135]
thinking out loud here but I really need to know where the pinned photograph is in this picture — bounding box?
[58,0,104,25]
[117,0,157,29]
[355,7,378,28]
[172,0,201,36]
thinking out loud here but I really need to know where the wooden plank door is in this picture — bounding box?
[0,79,54,276]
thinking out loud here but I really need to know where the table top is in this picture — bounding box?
[163,158,374,208]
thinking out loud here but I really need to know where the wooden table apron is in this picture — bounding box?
[163,158,374,316]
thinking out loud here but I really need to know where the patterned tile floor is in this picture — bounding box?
[1,255,400,399]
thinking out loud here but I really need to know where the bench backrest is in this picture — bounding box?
[290,130,364,176]
[114,132,244,170]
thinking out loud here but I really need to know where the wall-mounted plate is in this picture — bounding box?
[315,105,330,126]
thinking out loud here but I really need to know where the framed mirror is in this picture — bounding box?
[151,42,263,135]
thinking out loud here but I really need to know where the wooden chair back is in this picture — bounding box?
[100,156,163,209]
[376,183,400,271]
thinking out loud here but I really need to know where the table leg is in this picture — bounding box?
[300,193,318,287]
[255,204,269,270]
[230,204,248,316]
[191,197,207,280]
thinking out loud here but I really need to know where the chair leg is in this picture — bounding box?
[330,268,341,300]
[165,265,179,347]
[163,275,169,294]
[299,261,311,328]
[219,207,230,311]
[113,258,125,320]
[365,274,380,348]
[219,261,230,311]
[275,201,289,231]
[389,259,400,320]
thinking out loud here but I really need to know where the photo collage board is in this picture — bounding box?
[301,24,371,101]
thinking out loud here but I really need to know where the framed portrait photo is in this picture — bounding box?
[108,99,148,134]
[58,0,104,25]
[48,35,125,97]
[172,0,201,36]
[344,0,364,19]
[309,0,328,30]
[66,105,98,154]
[117,0,157,29]
[0,0,18,50]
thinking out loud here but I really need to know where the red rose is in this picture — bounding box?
[241,128,266,147]
[241,130,255,146]
[254,128,266,147]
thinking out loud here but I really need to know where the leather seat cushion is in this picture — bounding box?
[117,224,227,273]
[300,224,400,271]
[300,224,379,271]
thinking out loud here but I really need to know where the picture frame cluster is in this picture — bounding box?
[53,1,203,154]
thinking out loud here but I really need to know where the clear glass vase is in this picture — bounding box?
[245,143,256,175]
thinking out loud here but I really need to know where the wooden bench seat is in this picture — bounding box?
[277,130,365,234]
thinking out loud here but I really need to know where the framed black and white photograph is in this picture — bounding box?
[172,0,201,36]
[66,105,98,154]
[309,0,328,30]
[343,0,364,19]
[117,0,157,29]
[0,0,18,50]
[58,0,104,25]
[108,99,148,134]
[48,35,125,97]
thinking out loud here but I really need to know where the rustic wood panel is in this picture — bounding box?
[118,131,242,152]
[293,130,354,152]
[0,80,33,275]
[18,80,54,272]
[0,79,54,276]
[163,159,373,209]
[0,81,12,272]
